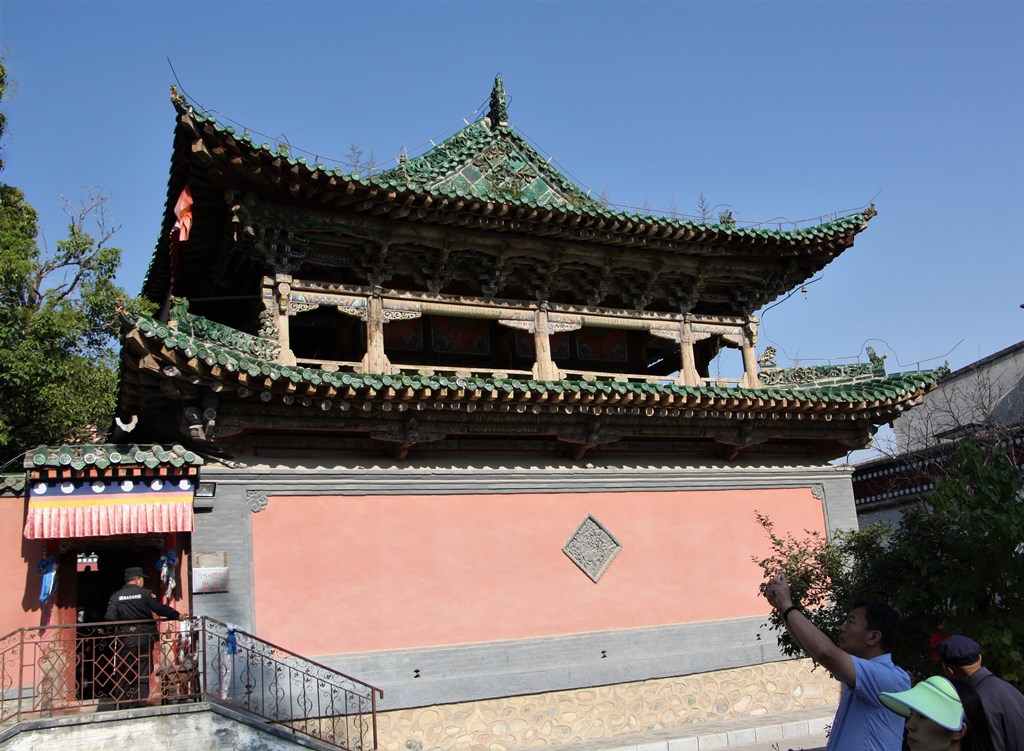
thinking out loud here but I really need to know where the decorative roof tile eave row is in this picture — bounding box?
[855,482,936,508]
[852,428,1024,482]
[1,473,26,496]
[24,443,204,471]
[169,100,876,252]
[121,316,940,425]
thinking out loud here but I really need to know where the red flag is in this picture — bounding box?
[169,228,180,296]
[169,184,192,295]
[173,184,193,241]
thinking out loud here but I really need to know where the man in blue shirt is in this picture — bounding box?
[765,573,910,751]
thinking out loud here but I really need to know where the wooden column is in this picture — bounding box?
[649,322,695,386]
[498,309,575,381]
[361,288,390,374]
[679,319,700,386]
[532,306,559,382]
[274,274,297,366]
[741,317,761,388]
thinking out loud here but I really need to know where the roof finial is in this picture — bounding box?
[489,75,509,126]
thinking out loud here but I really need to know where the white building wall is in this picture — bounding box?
[894,341,1024,452]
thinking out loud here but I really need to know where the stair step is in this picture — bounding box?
[509,705,834,751]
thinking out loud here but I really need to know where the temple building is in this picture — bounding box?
[853,340,1023,527]
[1,78,942,749]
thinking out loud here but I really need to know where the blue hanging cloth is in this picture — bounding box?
[37,556,58,604]
[158,550,178,592]
[226,624,238,655]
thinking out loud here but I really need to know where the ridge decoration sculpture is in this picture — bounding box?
[382,78,594,209]
[170,298,282,362]
[759,362,878,386]
[489,74,509,125]
[390,125,485,186]
[257,307,278,340]
[476,143,538,200]
[758,345,890,386]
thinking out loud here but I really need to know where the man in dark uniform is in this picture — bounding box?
[105,566,180,708]
[938,634,1024,751]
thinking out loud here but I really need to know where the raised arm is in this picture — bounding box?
[764,573,855,686]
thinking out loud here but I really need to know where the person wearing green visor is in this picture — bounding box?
[880,675,967,751]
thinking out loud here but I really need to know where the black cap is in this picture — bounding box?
[124,566,145,582]
[937,635,981,666]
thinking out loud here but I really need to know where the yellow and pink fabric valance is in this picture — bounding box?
[24,476,195,539]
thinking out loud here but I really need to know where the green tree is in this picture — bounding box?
[0,58,151,465]
[755,439,1024,685]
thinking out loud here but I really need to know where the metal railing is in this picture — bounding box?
[0,616,382,750]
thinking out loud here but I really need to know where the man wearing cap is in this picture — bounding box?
[105,566,181,708]
[937,634,1024,751]
[764,573,910,750]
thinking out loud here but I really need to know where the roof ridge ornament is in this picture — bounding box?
[488,75,509,127]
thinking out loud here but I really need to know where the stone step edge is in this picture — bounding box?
[510,707,836,751]
[661,713,833,751]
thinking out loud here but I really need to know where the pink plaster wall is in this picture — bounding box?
[251,488,825,655]
[0,497,49,635]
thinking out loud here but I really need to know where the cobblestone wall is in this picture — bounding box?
[376,658,839,751]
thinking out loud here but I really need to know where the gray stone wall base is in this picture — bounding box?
[322,616,784,711]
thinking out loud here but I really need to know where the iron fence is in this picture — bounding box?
[0,616,381,750]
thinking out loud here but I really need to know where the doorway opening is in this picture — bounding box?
[67,539,175,702]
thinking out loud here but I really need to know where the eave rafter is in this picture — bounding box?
[147,90,875,313]
[175,108,873,259]
[221,196,837,313]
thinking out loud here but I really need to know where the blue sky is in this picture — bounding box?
[3,0,1022,382]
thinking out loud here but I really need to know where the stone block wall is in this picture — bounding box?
[376,658,839,751]
[0,661,838,751]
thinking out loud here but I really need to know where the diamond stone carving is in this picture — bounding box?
[563,514,622,583]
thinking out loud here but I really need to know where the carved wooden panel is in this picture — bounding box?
[431,318,491,356]
[384,317,425,351]
[576,328,628,362]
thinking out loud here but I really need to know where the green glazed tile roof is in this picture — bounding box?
[25,444,204,470]
[374,78,597,210]
[123,310,941,421]
[167,79,877,244]
[1,473,26,496]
